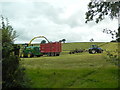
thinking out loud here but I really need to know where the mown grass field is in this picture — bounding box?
[20,42,119,88]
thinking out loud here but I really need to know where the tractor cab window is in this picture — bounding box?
[34,47,40,51]
[26,47,32,49]
[91,45,98,48]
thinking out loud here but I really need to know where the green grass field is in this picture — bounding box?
[20,42,119,88]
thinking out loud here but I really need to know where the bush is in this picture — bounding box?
[1,16,29,88]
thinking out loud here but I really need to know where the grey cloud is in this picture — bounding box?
[29,2,85,28]
[28,2,63,22]
[0,1,118,43]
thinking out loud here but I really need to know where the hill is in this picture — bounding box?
[62,42,118,51]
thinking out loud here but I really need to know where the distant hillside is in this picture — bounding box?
[62,42,118,51]
[63,42,102,51]
[100,42,118,51]
[17,42,118,52]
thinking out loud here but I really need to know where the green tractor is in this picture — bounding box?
[20,45,43,58]
[88,45,103,54]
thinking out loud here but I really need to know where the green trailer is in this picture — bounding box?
[20,46,43,58]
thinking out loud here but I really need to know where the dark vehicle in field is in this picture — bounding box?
[89,45,103,54]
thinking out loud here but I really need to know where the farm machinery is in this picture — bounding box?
[20,45,43,58]
[88,45,103,54]
[69,49,84,54]
[20,36,62,58]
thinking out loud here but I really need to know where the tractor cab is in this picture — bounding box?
[89,45,103,54]
[91,45,98,48]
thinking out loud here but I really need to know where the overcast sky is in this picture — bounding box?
[0,0,118,43]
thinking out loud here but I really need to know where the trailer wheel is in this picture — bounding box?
[56,53,60,56]
[48,53,51,56]
[51,53,55,56]
[54,53,57,56]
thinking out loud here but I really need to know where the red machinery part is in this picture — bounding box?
[40,42,62,53]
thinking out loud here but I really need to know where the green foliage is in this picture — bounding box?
[59,39,66,43]
[1,16,28,88]
[103,28,120,42]
[85,1,120,42]
[85,1,120,23]
[116,27,120,42]
[41,40,46,44]
[2,56,26,88]
[1,17,17,44]
[62,39,66,43]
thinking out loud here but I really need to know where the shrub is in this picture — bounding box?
[1,16,29,88]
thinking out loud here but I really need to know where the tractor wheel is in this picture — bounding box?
[27,53,31,58]
[21,53,24,58]
[91,50,96,54]
[36,55,41,57]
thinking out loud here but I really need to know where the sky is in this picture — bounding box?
[0,0,119,44]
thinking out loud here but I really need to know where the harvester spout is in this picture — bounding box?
[28,36,50,46]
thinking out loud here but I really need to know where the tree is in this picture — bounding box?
[90,38,94,42]
[59,39,66,43]
[116,26,120,42]
[62,39,66,43]
[103,28,120,42]
[85,0,120,23]
[41,40,46,44]
[1,16,28,88]
[59,40,62,42]
[85,0,120,42]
